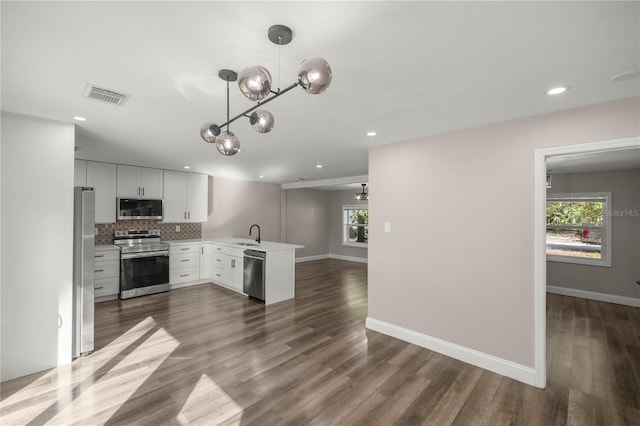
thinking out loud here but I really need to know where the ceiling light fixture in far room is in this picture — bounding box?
[200,24,333,157]
[367,131,376,137]
[547,86,567,95]
[183,166,191,169]
[610,70,640,82]
[315,164,323,168]
[355,183,369,201]
[73,116,87,122]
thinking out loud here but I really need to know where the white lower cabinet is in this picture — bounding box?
[169,243,200,286]
[211,244,244,293]
[94,247,119,299]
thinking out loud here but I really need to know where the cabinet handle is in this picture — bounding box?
[188,211,190,219]
[138,187,141,196]
[95,269,104,273]
[216,274,222,277]
[184,211,187,219]
[216,248,221,251]
[201,247,204,254]
[180,273,189,277]
[216,259,222,262]
[181,259,189,262]
[95,286,104,290]
[231,260,235,268]
[181,247,189,251]
[142,187,145,196]
[95,254,104,258]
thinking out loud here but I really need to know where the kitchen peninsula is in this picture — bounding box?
[166,238,303,305]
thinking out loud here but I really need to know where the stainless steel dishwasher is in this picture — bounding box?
[243,249,266,301]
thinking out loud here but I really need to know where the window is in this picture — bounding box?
[343,205,368,247]
[546,192,611,267]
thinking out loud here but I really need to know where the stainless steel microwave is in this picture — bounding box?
[117,198,163,220]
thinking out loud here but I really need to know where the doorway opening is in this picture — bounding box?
[533,136,640,388]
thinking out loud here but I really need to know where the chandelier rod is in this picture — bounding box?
[218,81,299,130]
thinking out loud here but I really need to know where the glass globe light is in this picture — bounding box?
[238,65,272,101]
[250,109,275,133]
[215,131,240,156]
[200,122,220,143]
[297,57,332,94]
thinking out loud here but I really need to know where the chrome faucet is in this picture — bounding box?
[249,224,261,244]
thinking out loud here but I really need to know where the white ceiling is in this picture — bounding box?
[2,1,639,185]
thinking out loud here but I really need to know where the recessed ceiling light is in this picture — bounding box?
[259,175,264,178]
[546,86,567,95]
[73,116,87,122]
[183,166,191,169]
[367,131,376,137]
[316,164,323,168]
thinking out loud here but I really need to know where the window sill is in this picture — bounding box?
[547,255,611,268]
[342,242,368,249]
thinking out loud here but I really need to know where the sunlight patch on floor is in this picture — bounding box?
[0,316,158,425]
[48,326,179,424]
[176,373,243,425]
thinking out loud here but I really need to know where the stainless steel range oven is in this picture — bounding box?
[114,230,169,299]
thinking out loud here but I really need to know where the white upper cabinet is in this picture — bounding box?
[163,170,208,222]
[186,173,208,222]
[116,165,163,198]
[74,159,87,187]
[86,161,117,223]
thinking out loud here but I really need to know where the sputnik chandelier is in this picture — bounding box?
[200,24,333,156]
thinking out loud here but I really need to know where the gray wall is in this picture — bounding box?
[202,177,282,242]
[284,189,330,258]
[547,169,640,299]
[329,190,368,260]
[1,113,75,381]
[368,98,639,370]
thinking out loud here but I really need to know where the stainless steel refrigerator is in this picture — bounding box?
[73,186,95,358]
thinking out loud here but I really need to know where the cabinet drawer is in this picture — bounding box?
[170,267,200,284]
[211,268,227,284]
[94,260,119,280]
[170,244,200,255]
[170,252,199,269]
[94,250,119,262]
[212,245,244,257]
[95,277,119,297]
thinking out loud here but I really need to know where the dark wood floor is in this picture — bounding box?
[1,259,639,425]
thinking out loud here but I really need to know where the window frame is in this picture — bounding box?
[342,204,369,248]
[546,192,612,267]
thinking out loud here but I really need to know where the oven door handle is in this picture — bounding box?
[121,251,170,260]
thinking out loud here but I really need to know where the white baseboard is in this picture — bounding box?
[365,317,538,388]
[328,254,368,264]
[295,254,368,264]
[547,285,640,307]
[296,254,330,263]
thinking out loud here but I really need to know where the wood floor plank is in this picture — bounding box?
[1,260,638,425]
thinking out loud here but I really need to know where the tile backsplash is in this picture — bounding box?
[95,221,202,245]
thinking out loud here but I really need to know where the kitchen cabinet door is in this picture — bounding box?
[228,256,243,292]
[117,165,163,198]
[138,167,163,198]
[186,173,208,222]
[86,161,117,223]
[163,170,187,222]
[199,243,213,280]
[74,159,87,187]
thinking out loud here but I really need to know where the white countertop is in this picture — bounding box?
[95,244,119,252]
[164,238,303,252]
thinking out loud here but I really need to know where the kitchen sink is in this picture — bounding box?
[235,242,260,246]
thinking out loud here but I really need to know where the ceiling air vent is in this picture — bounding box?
[81,83,130,106]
